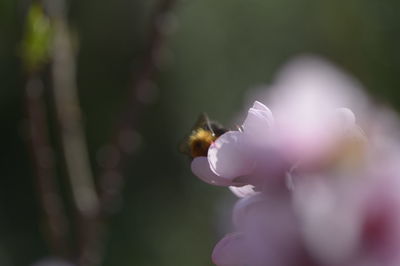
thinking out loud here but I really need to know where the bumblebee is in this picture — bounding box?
[180,113,227,159]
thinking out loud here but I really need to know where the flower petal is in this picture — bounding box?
[242,104,274,134]
[212,232,247,266]
[191,157,234,186]
[252,101,273,117]
[208,131,253,179]
[335,107,356,126]
[229,185,257,198]
[232,193,264,228]
[293,178,361,264]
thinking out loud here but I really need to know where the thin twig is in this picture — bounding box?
[99,0,177,216]
[47,1,100,263]
[25,73,70,257]
[80,1,177,265]
[50,3,99,221]
[42,0,177,265]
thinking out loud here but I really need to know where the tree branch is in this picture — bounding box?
[25,73,70,258]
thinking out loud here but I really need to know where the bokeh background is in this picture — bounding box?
[1,0,400,265]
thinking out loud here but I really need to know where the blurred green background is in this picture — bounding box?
[1,0,400,265]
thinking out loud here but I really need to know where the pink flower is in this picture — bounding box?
[213,161,400,266]
[190,56,400,266]
[191,101,288,190]
[192,100,363,193]
[212,193,317,266]
[293,159,400,266]
[191,56,367,194]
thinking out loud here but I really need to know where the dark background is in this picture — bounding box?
[1,0,400,265]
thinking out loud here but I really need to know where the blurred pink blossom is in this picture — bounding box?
[213,193,315,266]
[190,101,287,189]
[192,57,367,193]
[213,168,400,266]
[190,56,400,266]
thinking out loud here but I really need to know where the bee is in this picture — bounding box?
[180,113,227,159]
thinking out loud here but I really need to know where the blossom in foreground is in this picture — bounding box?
[213,193,309,266]
[190,56,400,266]
[192,101,364,193]
[213,158,400,266]
[191,57,368,192]
[191,100,288,190]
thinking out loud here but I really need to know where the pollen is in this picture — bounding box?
[188,128,217,158]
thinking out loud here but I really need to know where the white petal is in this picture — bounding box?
[242,107,274,133]
[335,108,356,125]
[252,101,273,115]
[212,232,247,266]
[232,193,264,228]
[229,185,257,198]
[208,131,253,179]
[191,157,233,186]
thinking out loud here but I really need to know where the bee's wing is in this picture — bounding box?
[209,121,228,137]
[194,113,211,131]
[178,113,210,156]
